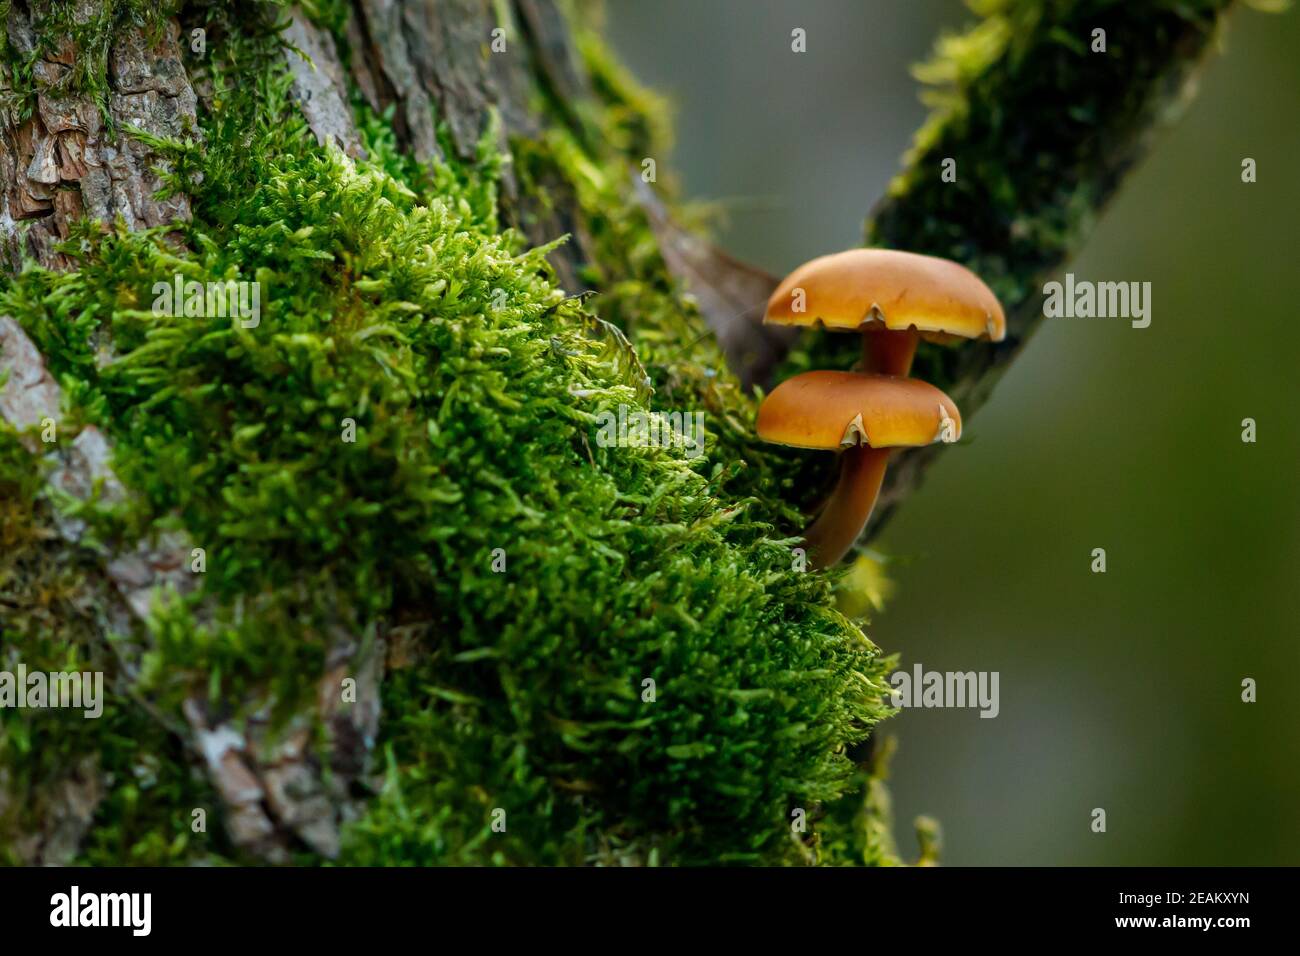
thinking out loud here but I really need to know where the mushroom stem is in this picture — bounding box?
[802,444,891,569]
[861,328,919,377]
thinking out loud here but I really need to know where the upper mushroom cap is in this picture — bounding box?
[763,248,1006,343]
[757,370,962,450]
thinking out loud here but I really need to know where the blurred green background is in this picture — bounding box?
[606,0,1299,865]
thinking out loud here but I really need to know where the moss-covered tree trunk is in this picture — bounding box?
[0,0,1237,865]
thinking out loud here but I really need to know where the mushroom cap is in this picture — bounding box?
[757,370,962,450]
[763,248,1005,343]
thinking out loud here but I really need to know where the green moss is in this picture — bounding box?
[573,22,673,162]
[1,18,897,865]
[523,24,821,539]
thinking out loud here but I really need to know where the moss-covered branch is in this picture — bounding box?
[782,0,1239,534]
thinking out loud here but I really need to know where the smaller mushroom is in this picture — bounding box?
[763,248,1006,376]
[757,370,961,568]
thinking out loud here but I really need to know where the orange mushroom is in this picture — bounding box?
[757,370,961,568]
[763,249,1006,376]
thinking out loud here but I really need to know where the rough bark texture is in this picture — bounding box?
[0,0,1241,862]
[1,3,195,272]
[283,10,365,160]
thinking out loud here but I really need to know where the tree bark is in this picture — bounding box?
[1,3,195,272]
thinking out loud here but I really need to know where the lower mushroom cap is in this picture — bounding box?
[756,370,962,451]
